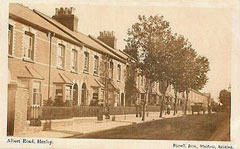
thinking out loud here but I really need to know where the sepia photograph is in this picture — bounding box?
[1,0,239,148]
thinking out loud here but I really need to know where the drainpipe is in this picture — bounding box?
[47,32,55,101]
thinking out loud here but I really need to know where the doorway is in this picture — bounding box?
[73,83,78,106]
[81,83,87,105]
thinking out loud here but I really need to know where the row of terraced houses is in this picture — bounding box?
[7,4,210,136]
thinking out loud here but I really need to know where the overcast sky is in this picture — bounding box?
[22,2,232,100]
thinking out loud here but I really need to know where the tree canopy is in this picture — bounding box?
[125,14,210,116]
[219,89,231,109]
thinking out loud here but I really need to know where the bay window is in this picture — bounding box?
[65,85,72,101]
[33,81,42,106]
[55,85,63,101]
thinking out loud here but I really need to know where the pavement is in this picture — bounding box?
[17,111,187,138]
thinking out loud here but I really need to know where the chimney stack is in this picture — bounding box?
[98,31,117,49]
[52,7,78,31]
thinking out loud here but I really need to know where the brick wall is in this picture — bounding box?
[14,86,29,135]
[7,83,29,136]
[9,19,127,108]
[7,83,17,136]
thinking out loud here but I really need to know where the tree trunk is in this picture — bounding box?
[160,93,165,117]
[142,101,146,121]
[184,90,189,115]
[174,89,177,115]
[142,81,151,121]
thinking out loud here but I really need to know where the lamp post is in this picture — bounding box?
[47,32,55,100]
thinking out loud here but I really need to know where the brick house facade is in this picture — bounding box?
[8,3,128,128]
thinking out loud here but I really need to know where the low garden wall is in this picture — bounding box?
[41,106,103,120]
[41,105,163,120]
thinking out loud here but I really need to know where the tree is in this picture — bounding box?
[183,54,210,114]
[167,34,185,115]
[99,54,118,107]
[168,33,210,115]
[219,89,231,111]
[125,14,210,118]
[124,61,138,106]
[125,15,174,118]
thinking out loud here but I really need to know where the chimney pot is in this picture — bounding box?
[52,7,78,31]
[55,8,59,15]
[60,7,64,14]
[70,7,75,14]
[98,31,117,49]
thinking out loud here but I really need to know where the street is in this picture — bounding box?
[70,112,230,141]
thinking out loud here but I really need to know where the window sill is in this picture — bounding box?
[57,67,65,71]
[23,58,35,63]
[71,70,78,74]
[93,73,99,77]
[83,71,89,74]
[8,55,14,58]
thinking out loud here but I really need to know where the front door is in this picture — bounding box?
[73,83,78,105]
[81,83,87,105]
[121,93,124,106]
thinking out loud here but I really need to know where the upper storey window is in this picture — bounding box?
[71,49,78,72]
[8,24,13,55]
[24,32,35,61]
[84,51,89,72]
[57,44,65,68]
[109,61,114,79]
[94,55,99,75]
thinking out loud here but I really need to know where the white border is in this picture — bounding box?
[1,0,240,148]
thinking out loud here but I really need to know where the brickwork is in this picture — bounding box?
[7,83,29,136]
[9,11,126,109]
[7,83,17,136]
[14,87,29,135]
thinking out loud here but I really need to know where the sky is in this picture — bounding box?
[22,1,232,100]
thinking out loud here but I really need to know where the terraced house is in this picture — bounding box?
[7,4,128,135]
[7,3,210,136]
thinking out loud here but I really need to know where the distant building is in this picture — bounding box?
[187,89,210,110]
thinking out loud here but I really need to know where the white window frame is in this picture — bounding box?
[8,24,13,56]
[55,84,63,101]
[65,85,72,101]
[94,55,99,75]
[57,44,65,69]
[92,87,99,100]
[117,64,121,81]
[71,49,78,72]
[23,31,35,61]
[109,61,114,79]
[84,51,89,72]
[32,81,42,106]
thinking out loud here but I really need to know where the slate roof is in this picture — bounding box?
[9,3,128,63]
[53,73,73,84]
[18,66,44,80]
[9,4,80,45]
[88,35,128,60]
